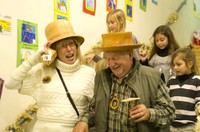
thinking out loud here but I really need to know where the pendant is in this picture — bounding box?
[42,76,51,84]
[110,96,120,110]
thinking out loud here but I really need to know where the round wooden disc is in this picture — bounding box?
[110,97,120,110]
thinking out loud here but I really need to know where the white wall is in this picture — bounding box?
[0,0,199,131]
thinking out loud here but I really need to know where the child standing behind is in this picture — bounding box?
[167,47,200,132]
[84,9,139,67]
[140,25,180,82]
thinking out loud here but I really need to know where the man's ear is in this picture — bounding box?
[128,49,134,59]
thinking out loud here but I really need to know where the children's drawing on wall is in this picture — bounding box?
[140,0,147,12]
[0,78,4,99]
[193,30,200,45]
[22,23,36,44]
[194,0,200,19]
[0,14,11,35]
[58,0,68,12]
[21,49,35,64]
[152,0,158,5]
[106,0,117,12]
[54,0,70,20]
[125,0,133,21]
[83,0,96,15]
[17,20,38,67]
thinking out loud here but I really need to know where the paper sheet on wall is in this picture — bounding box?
[17,20,38,67]
[106,0,117,12]
[194,0,200,19]
[140,0,147,12]
[54,0,70,20]
[83,0,96,15]
[125,0,134,22]
[0,14,11,35]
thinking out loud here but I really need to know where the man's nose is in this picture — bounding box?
[108,60,115,67]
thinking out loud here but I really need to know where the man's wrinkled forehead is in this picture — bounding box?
[104,50,130,58]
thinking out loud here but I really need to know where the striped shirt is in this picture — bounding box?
[167,73,200,127]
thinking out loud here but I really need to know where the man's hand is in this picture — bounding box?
[129,104,150,122]
[73,121,89,132]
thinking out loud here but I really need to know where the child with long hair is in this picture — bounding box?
[84,9,139,71]
[140,25,180,82]
[167,47,200,132]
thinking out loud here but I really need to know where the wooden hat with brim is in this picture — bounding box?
[93,32,141,52]
[45,20,84,48]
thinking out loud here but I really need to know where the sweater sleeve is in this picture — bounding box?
[82,67,95,101]
[5,50,44,90]
[78,71,99,127]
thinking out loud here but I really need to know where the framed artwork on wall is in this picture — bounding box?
[17,20,38,67]
[0,14,11,35]
[54,0,70,20]
[106,0,117,12]
[140,0,147,12]
[125,0,133,21]
[83,0,96,15]
[152,0,158,5]
[194,0,200,19]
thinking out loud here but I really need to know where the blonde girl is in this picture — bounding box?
[84,9,139,70]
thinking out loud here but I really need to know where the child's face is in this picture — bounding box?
[107,16,118,33]
[172,55,192,76]
[155,33,168,50]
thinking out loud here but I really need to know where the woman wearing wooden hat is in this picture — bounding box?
[5,20,95,131]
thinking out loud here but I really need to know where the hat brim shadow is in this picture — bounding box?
[48,35,84,47]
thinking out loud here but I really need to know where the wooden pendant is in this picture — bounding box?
[110,97,120,110]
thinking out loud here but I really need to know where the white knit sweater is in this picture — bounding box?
[6,57,95,132]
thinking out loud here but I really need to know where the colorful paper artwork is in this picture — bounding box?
[152,0,158,5]
[125,0,133,21]
[140,0,147,12]
[54,0,70,20]
[106,0,117,12]
[194,0,200,19]
[83,0,96,15]
[0,14,11,35]
[17,20,38,67]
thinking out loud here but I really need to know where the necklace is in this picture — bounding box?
[110,79,120,110]
[110,93,120,110]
